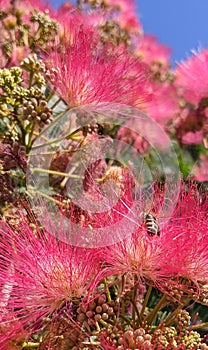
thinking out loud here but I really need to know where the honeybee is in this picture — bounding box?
[144,213,160,237]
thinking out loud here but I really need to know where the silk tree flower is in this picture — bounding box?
[116,88,177,152]
[103,0,136,12]
[100,183,208,303]
[104,0,143,37]
[0,216,101,344]
[64,165,136,247]
[100,225,167,291]
[0,312,27,350]
[160,184,208,272]
[175,49,208,106]
[150,184,208,304]
[191,155,208,182]
[99,184,168,286]
[174,50,208,147]
[1,183,208,345]
[173,104,207,146]
[43,21,151,108]
[145,81,179,126]
[55,4,106,32]
[55,2,110,29]
[180,130,204,146]
[55,1,142,50]
[116,11,143,37]
[136,35,171,67]
[117,125,149,153]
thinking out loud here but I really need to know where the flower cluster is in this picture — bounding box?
[0,183,208,349]
[0,0,208,349]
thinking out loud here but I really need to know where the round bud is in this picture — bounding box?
[95,306,102,313]
[102,313,109,321]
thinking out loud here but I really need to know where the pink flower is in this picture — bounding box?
[192,155,208,182]
[181,130,203,145]
[175,49,208,105]
[109,0,143,38]
[44,21,151,108]
[116,104,174,153]
[100,225,167,290]
[29,0,53,13]
[103,0,137,13]
[0,312,27,350]
[137,35,171,66]
[56,0,142,44]
[174,105,207,145]
[145,81,179,126]
[62,165,136,247]
[56,2,108,29]
[117,125,149,153]
[116,11,143,36]
[158,184,208,298]
[0,215,100,341]
[99,183,208,300]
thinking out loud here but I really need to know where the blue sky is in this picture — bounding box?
[50,0,208,66]
[137,0,208,66]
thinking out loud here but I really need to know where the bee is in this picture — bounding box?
[144,213,160,237]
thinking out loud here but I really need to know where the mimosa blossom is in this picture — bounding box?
[192,155,208,182]
[0,217,100,343]
[136,35,171,66]
[175,49,208,105]
[0,182,208,346]
[100,184,208,299]
[44,21,151,108]
[145,82,179,125]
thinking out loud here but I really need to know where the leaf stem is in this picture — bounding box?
[131,298,142,325]
[22,342,39,348]
[31,167,83,179]
[132,277,138,322]
[50,96,63,110]
[103,278,111,302]
[26,188,65,205]
[190,322,208,330]
[144,293,168,325]
[165,297,191,327]
[140,285,152,321]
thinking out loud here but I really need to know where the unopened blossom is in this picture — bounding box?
[44,21,151,108]
[0,0,57,67]
[0,142,27,171]
[0,215,100,343]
